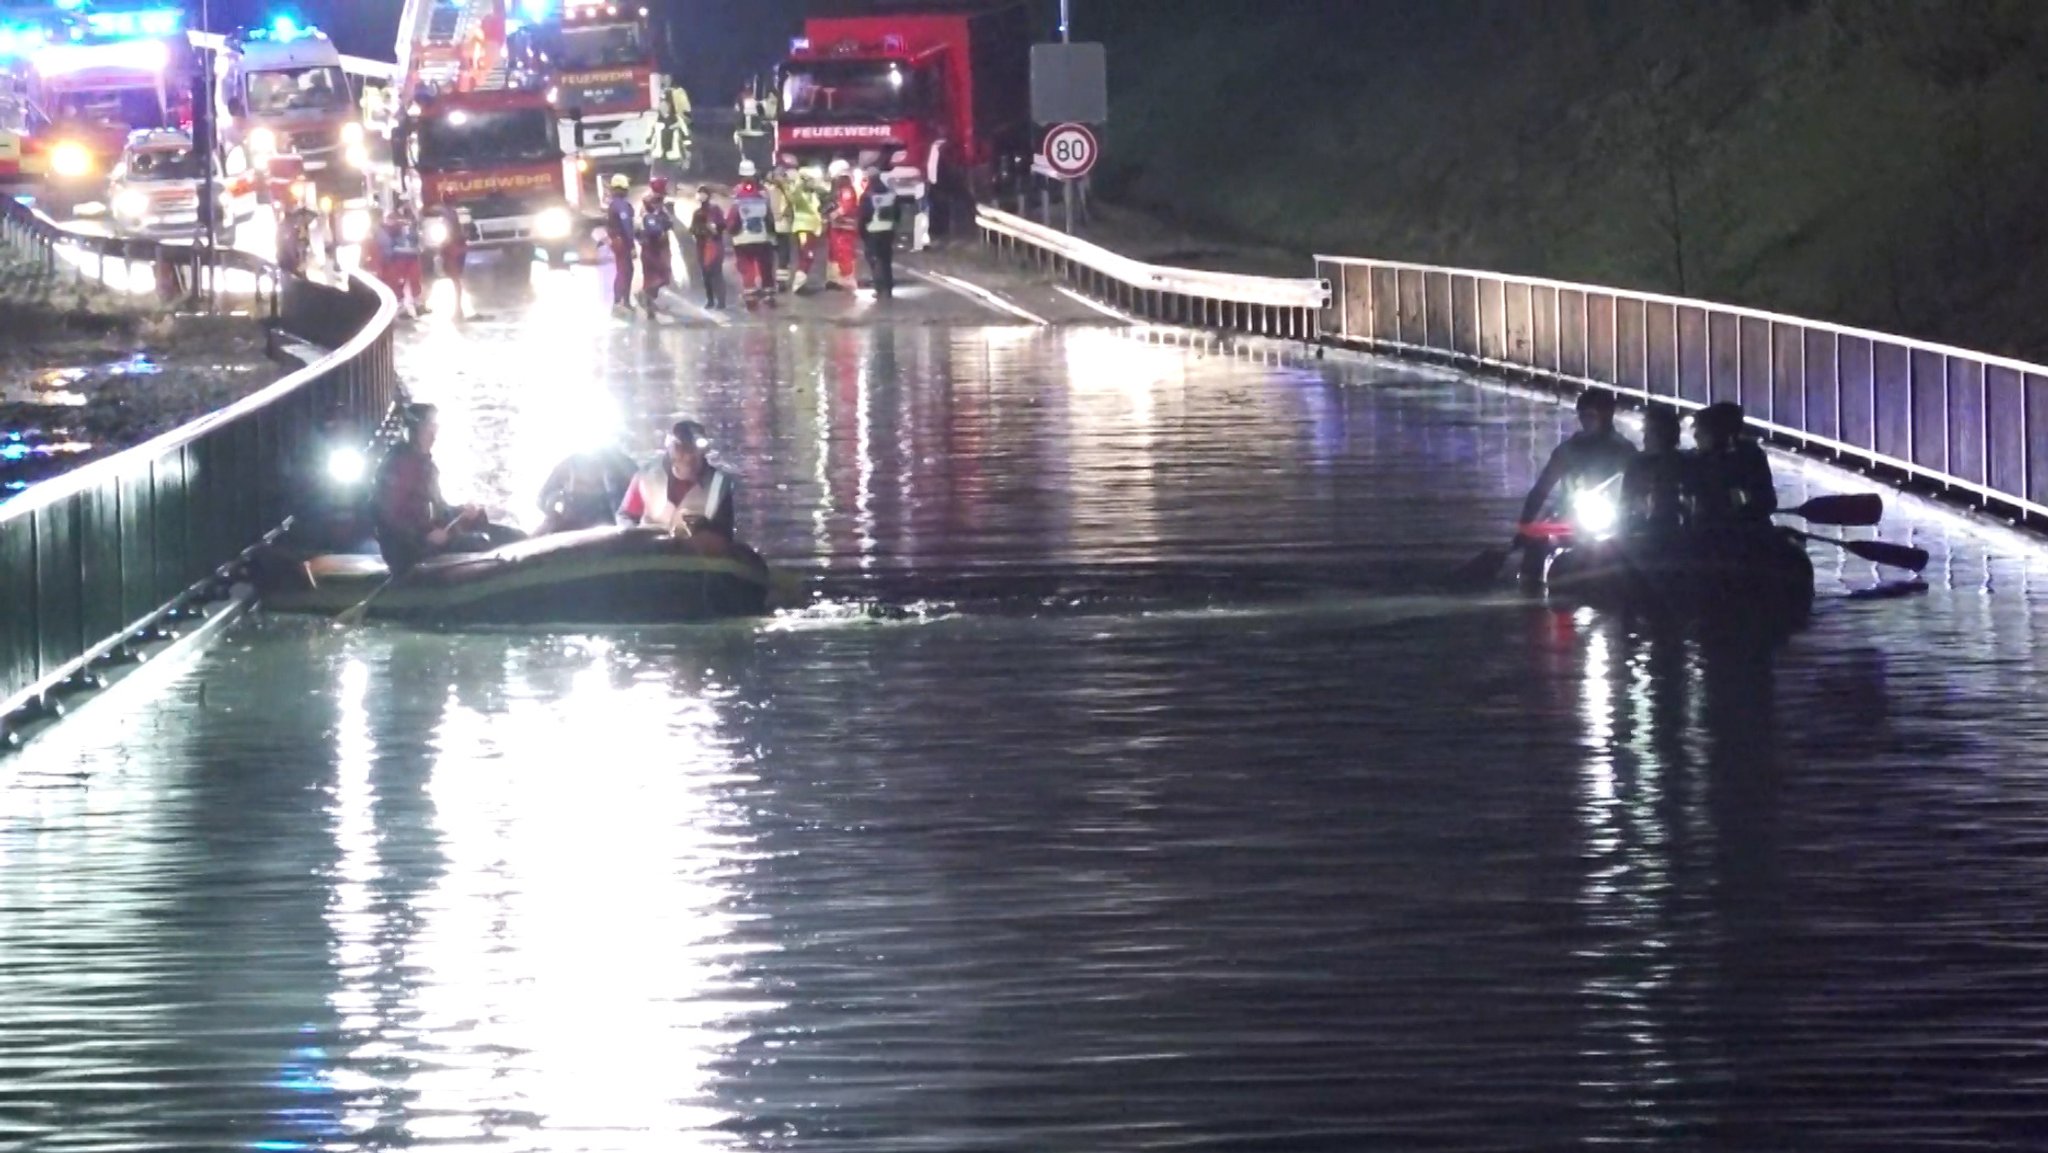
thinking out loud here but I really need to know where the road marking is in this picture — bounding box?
[905,266,1049,326]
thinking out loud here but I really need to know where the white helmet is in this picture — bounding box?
[737,159,757,178]
[828,159,851,179]
[890,150,909,166]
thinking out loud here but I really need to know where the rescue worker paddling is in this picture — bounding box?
[617,420,738,540]
[373,403,526,574]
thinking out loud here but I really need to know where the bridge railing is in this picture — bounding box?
[1,199,400,738]
[976,204,1330,340]
[1315,256,2048,521]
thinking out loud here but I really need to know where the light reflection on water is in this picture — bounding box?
[7,305,2048,1148]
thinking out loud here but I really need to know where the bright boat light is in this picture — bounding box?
[1572,490,1618,538]
[326,446,366,485]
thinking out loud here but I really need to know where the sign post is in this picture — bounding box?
[1030,20,1106,236]
[1040,122,1098,234]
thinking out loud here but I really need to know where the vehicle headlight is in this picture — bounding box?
[248,128,277,157]
[340,206,373,244]
[50,141,92,179]
[341,121,365,145]
[1571,490,1619,538]
[111,188,149,219]
[326,446,366,486]
[535,206,572,240]
[423,218,450,248]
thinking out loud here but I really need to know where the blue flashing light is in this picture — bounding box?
[0,23,50,59]
[83,8,184,40]
[269,16,303,41]
[516,0,558,24]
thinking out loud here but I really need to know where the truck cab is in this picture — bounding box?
[506,1,660,191]
[104,126,257,241]
[217,21,369,204]
[0,13,191,210]
[401,87,581,262]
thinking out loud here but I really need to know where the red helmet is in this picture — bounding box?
[649,176,669,195]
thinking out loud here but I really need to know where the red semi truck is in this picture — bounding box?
[773,0,1028,201]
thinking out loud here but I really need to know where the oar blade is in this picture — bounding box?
[1788,493,1883,527]
[1842,536,1930,572]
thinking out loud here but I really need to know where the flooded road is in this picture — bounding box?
[7,258,2048,1151]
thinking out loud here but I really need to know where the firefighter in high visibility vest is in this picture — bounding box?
[858,165,899,299]
[786,165,826,294]
[645,102,691,186]
[825,159,861,291]
[768,157,797,292]
[726,160,777,310]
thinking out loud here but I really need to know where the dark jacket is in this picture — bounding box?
[372,444,453,571]
[1693,440,1778,524]
[1520,428,1639,524]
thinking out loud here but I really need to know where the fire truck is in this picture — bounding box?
[505,0,661,195]
[0,3,192,210]
[774,1,1029,202]
[390,0,583,264]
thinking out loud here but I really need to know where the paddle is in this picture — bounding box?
[1777,493,1883,528]
[334,514,465,626]
[1787,528,1930,572]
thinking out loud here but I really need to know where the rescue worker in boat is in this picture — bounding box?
[537,440,641,535]
[858,164,900,299]
[617,420,737,540]
[1516,386,1638,543]
[373,403,526,573]
[688,184,728,310]
[1620,405,1691,539]
[1690,401,1779,525]
[603,173,638,315]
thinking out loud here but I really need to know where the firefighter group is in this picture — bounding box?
[596,151,926,319]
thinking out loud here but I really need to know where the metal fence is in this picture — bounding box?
[977,204,1330,340]
[1,199,399,731]
[1316,255,2048,522]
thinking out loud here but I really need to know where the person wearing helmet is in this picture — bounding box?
[884,148,928,253]
[617,420,738,540]
[785,165,826,293]
[603,173,638,314]
[372,403,523,573]
[726,160,777,310]
[857,164,900,299]
[768,156,798,292]
[537,437,641,535]
[1689,402,1778,525]
[1516,387,1638,545]
[688,184,728,310]
[637,176,678,318]
[825,159,861,290]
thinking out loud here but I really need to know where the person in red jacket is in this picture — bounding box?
[636,176,677,317]
[725,160,776,310]
[371,403,524,573]
[825,159,861,290]
[688,185,728,310]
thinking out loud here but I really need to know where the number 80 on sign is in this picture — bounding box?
[1043,123,1098,180]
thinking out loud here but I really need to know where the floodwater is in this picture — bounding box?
[7,262,2048,1151]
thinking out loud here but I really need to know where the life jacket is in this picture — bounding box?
[768,181,795,233]
[731,181,772,245]
[631,464,730,530]
[639,197,673,243]
[864,186,898,233]
[649,119,689,160]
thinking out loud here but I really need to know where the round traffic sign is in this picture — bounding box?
[1043,123,1098,180]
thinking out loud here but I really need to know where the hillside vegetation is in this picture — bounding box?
[1090,0,2048,358]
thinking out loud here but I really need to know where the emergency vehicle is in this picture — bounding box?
[0,3,191,208]
[390,0,584,264]
[505,1,660,186]
[104,125,259,240]
[214,20,369,205]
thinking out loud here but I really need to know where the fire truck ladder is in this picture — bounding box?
[394,0,511,104]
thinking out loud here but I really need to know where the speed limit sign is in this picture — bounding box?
[1042,123,1098,180]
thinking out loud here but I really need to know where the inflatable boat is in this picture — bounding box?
[1541,527,1816,627]
[252,526,774,626]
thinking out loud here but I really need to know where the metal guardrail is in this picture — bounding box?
[976,204,1330,340]
[1,198,400,739]
[1315,255,2048,522]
